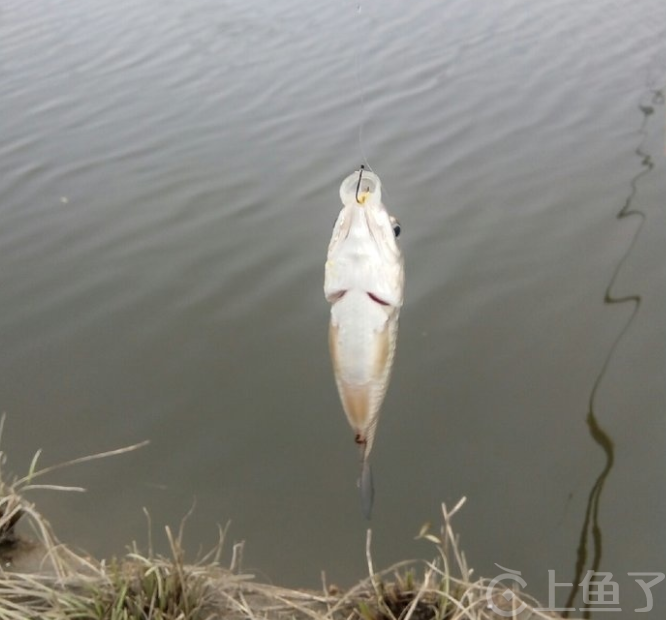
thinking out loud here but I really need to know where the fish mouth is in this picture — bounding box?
[340,169,381,207]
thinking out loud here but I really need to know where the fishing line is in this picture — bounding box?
[351,0,379,183]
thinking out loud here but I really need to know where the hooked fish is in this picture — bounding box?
[324,168,404,518]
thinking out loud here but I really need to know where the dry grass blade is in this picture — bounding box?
[14,440,150,488]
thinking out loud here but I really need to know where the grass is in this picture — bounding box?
[0,421,564,620]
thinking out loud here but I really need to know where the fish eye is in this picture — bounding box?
[390,217,401,238]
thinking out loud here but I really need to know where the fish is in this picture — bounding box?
[324,167,404,519]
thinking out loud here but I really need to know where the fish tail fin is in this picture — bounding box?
[360,458,374,520]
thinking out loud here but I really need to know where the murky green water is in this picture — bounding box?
[1,0,665,615]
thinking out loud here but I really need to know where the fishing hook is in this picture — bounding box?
[355,164,365,203]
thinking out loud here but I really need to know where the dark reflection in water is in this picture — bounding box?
[563,85,664,617]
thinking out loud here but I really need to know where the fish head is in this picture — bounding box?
[324,170,404,307]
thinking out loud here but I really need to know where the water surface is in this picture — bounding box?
[1,0,665,615]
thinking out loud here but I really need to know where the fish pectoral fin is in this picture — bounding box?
[326,289,347,304]
[367,292,391,306]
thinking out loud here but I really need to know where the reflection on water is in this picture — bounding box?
[564,84,664,616]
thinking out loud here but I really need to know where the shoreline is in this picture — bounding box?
[0,490,562,620]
